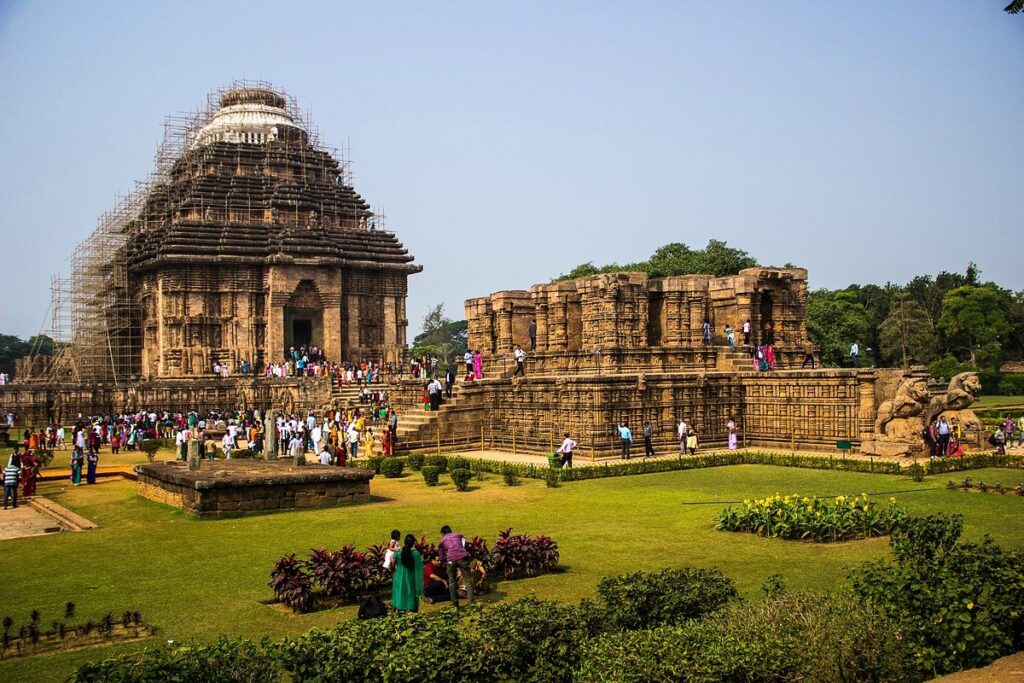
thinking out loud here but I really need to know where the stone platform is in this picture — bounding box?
[135,461,374,518]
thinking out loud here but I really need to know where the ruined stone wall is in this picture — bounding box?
[390,369,879,456]
[466,268,810,374]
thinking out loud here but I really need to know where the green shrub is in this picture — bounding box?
[406,453,425,471]
[576,592,912,683]
[423,454,448,472]
[929,355,973,381]
[137,439,161,462]
[502,466,519,486]
[421,465,440,486]
[596,567,739,631]
[73,636,279,682]
[450,468,472,491]
[463,597,595,681]
[850,513,1024,677]
[545,467,560,488]
[365,456,385,474]
[380,458,404,478]
[230,448,255,459]
[448,455,471,471]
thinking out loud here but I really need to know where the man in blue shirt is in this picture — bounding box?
[850,341,859,367]
[617,423,633,460]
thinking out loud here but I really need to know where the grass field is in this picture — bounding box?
[2,464,1023,681]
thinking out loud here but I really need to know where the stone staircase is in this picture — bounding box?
[394,385,470,445]
[329,383,364,409]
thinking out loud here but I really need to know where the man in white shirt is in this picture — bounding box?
[175,428,188,461]
[317,447,333,466]
[347,424,361,460]
[677,419,688,454]
[556,432,578,468]
[513,345,526,377]
[464,350,473,378]
[289,434,304,461]
[221,432,233,460]
[311,424,323,455]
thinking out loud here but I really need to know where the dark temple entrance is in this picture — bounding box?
[292,319,313,348]
[759,291,774,345]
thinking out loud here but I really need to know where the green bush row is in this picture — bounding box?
[357,451,1022,487]
[74,567,735,682]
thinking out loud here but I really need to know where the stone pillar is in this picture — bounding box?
[266,409,278,460]
[346,294,361,357]
[187,439,201,471]
[321,292,343,365]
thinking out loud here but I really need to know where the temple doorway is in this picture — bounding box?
[283,280,324,357]
[292,319,312,348]
[759,291,774,345]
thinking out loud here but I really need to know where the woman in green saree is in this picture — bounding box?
[391,533,423,613]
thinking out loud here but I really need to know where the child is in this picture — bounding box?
[383,529,401,570]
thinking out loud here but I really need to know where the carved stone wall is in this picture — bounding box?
[467,267,810,373]
[388,369,883,456]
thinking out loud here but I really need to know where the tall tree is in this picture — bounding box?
[806,288,870,367]
[879,294,936,367]
[937,285,1010,369]
[412,304,468,363]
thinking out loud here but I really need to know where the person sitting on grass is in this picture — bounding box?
[422,556,449,604]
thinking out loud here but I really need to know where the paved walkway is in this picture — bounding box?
[0,499,63,540]
[444,447,926,468]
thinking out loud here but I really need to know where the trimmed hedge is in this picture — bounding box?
[450,467,472,491]
[596,567,738,631]
[380,458,404,478]
[421,465,440,486]
[423,454,448,472]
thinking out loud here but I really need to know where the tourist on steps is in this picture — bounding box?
[513,345,526,377]
[3,453,21,509]
[643,422,655,457]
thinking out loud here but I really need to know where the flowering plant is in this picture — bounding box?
[717,492,907,542]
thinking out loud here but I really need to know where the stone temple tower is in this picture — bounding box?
[119,86,420,379]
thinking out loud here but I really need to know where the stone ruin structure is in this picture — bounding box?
[384,271,983,459]
[2,83,418,424]
[466,268,810,373]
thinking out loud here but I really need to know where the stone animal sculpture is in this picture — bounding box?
[874,376,931,436]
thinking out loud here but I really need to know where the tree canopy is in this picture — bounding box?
[806,264,1023,374]
[557,240,760,281]
[0,333,58,377]
[411,304,468,363]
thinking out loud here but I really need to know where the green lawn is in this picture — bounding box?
[2,465,1023,681]
[973,395,1024,411]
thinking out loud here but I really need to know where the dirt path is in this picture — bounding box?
[932,652,1024,682]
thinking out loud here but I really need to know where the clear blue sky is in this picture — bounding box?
[1,1,1021,340]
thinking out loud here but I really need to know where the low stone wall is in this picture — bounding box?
[389,369,890,457]
[134,460,373,518]
[0,377,332,425]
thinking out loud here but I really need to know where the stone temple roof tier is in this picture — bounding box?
[125,86,421,273]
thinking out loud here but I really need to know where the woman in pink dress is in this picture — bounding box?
[472,350,483,379]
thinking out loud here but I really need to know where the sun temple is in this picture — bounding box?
[0,83,983,462]
[41,84,419,387]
